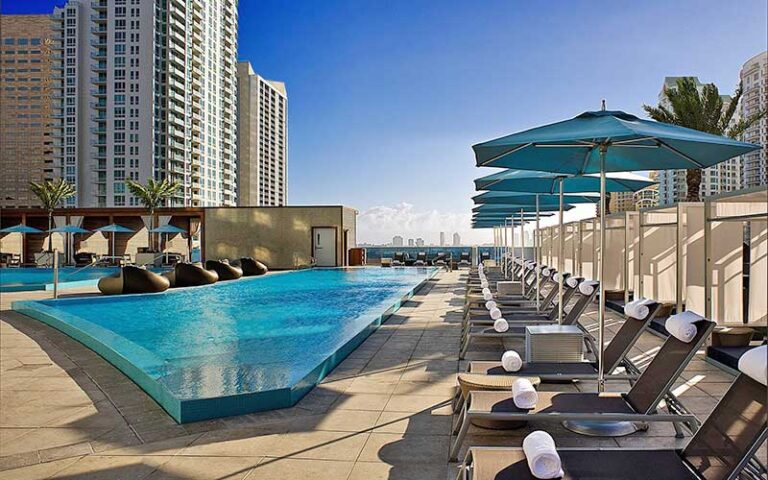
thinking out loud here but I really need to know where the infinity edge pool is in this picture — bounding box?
[12,267,439,423]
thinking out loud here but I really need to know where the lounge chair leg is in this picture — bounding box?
[672,421,684,439]
[459,336,470,360]
[450,406,470,462]
[452,389,465,414]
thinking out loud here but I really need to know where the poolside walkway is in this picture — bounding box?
[0,271,464,479]
[1,271,763,479]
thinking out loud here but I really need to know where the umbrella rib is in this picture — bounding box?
[478,143,533,166]
[656,140,707,168]
[611,136,657,145]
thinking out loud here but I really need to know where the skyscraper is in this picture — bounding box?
[0,15,55,208]
[655,77,741,205]
[392,235,403,247]
[740,52,767,189]
[452,232,461,246]
[50,0,238,208]
[415,238,424,247]
[408,238,415,247]
[236,62,287,206]
[439,231,445,246]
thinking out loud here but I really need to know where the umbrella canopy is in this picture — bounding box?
[473,203,575,214]
[473,191,600,205]
[95,223,134,233]
[474,170,656,194]
[0,224,43,234]
[150,224,187,234]
[48,225,91,234]
[473,110,760,173]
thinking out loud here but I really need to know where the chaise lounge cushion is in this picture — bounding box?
[205,260,243,281]
[172,262,219,287]
[236,257,268,276]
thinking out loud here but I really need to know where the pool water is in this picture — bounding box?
[14,267,436,422]
[0,267,122,292]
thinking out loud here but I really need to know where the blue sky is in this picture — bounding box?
[5,0,767,243]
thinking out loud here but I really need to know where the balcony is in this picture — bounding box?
[91,0,107,9]
[90,12,107,23]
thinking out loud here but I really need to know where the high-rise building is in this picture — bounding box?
[236,62,287,206]
[0,15,56,208]
[634,184,659,210]
[392,235,403,247]
[608,191,636,213]
[408,238,415,247]
[452,232,461,246]
[49,0,238,208]
[740,52,767,189]
[439,231,445,246]
[415,238,424,247]
[655,77,741,205]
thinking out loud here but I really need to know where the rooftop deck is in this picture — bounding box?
[0,271,763,479]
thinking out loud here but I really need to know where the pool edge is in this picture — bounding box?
[11,267,441,424]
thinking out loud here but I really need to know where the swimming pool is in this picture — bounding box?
[0,267,123,292]
[13,267,437,422]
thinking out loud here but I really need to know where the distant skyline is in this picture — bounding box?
[4,0,767,244]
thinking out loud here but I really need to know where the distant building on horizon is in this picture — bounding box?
[656,76,741,205]
[237,61,287,206]
[452,232,461,246]
[0,15,55,208]
[408,238,415,247]
[740,51,767,189]
[439,231,445,246]
[415,238,424,247]
[392,235,403,247]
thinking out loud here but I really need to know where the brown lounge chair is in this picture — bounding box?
[459,280,598,359]
[457,357,767,479]
[451,319,716,460]
[465,268,556,310]
[454,301,662,411]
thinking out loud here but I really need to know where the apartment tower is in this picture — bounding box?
[0,15,56,208]
[236,61,287,206]
[740,52,767,189]
[50,0,238,208]
[655,77,741,205]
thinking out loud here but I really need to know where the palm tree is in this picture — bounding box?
[643,77,766,202]
[29,178,77,251]
[126,178,181,251]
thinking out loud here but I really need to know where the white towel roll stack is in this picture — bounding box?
[485,300,497,310]
[578,280,598,296]
[665,310,703,343]
[489,307,502,320]
[501,350,522,372]
[482,291,493,301]
[565,277,579,288]
[522,431,564,479]
[738,345,767,386]
[511,378,538,409]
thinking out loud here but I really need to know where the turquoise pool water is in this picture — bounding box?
[0,267,122,292]
[14,267,436,422]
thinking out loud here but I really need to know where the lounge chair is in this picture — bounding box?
[413,252,428,266]
[74,252,97,267]
[456,345,767,479]
[464,268,554,311]
[464,271,569,319]
[450,317,717,460]
[433,252,449,268]
[480,251,491,263]
[391,251,407,267]
[458,252,471,269]
[453,301,662,411]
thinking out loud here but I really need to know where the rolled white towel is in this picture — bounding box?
[541,268,551,276]
[480,280,489,289]
[493,318,509,333]
[485,300,497,310]
[482,291,493,302]
[579,280,598,296]
[489,307,502,320]
[738,345,767,386]
[624,297,654,320]
[553,272,566,283]
[522,431,563,479]
[565,277,578,288]
[501,350,522,372]
[512,378,538,409]
[665,310,703,343]
[482,287,491,296]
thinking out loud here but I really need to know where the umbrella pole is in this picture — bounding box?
[558,178,564,323]
[597,148,607,393]
[519,209,524,295]
[536,195,540,313]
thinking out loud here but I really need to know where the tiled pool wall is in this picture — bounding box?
[13,268,439,423]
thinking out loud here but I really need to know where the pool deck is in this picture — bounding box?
[0,270,764,479]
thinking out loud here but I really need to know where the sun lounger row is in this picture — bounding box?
[452,257,768,479]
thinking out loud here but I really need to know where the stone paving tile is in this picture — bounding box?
[1,270,760,479]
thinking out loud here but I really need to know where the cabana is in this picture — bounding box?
[598,211,639,306]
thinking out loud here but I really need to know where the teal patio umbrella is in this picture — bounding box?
[95,224,134,260]
[472,108,760,433]
[0,224,43,265]
[48,225,91,265]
